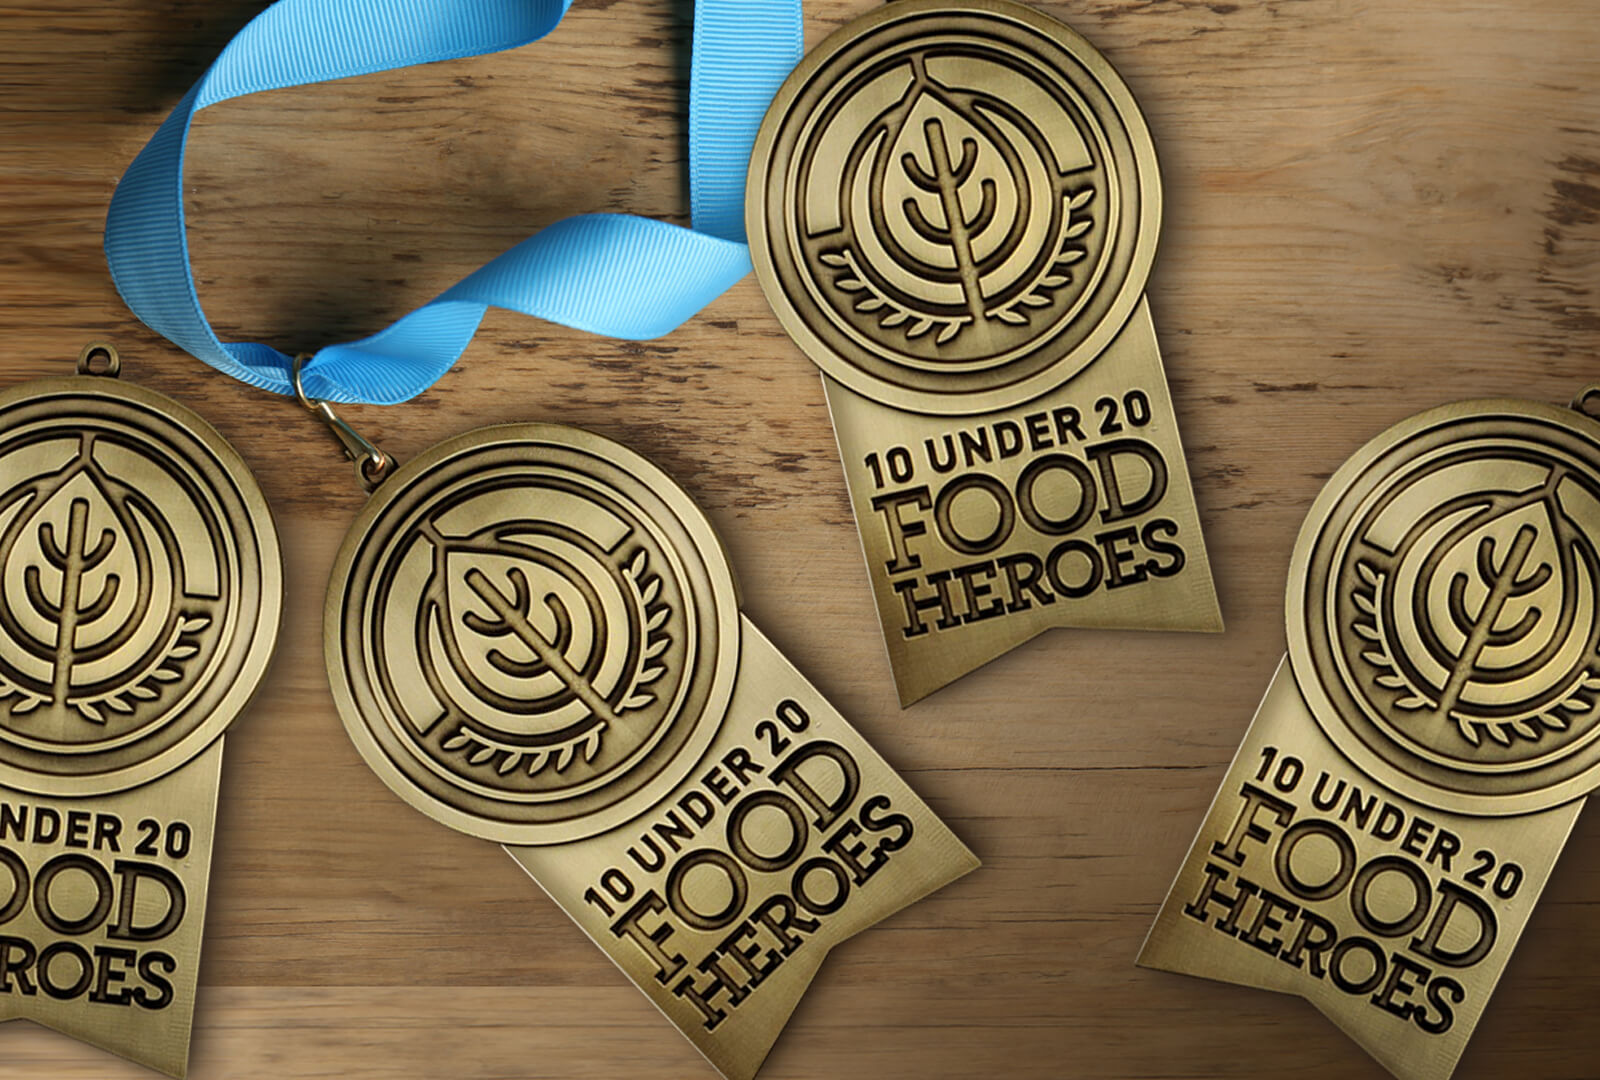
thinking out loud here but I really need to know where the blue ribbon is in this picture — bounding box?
[105,0,802,404]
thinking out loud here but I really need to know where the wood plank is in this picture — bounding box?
[0,0,1596,1076]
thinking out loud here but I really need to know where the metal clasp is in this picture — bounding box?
[293,354,395,493]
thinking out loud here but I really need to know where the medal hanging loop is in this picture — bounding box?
[293,354,395,492]
[76,341,121,378]
[104,0,803,405]
[1571,383,1600,417]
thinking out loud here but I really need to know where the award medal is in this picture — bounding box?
[747,0,1222,704]
[1140,391,1600,1080]
[0,345,281,1076]
[326,423,977,1080]
[104,1,975,1076]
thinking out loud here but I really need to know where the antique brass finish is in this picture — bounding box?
[747,0,1220,704]
[828,301,1222,705]
[1141,395,1600,1080]
[1140,663,1578,1080]
[0,354,282,1077]
[748,0,1160,416]
[0,371,281,798]
[324,424,977,1079]
[327,424,740,845]
[1287,399,1600,817]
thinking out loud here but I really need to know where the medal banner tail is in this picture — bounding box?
[507,620,979,1080]
[828,300,1222,704]
[0,740,224,1079]
[1138,661,1579,1080]
[105,0,802,405]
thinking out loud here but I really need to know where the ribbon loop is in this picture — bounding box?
[106,0,801,404]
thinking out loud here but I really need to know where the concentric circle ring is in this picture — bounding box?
[1288,399,1600,816]
[0,376,281,796]
[748,0,1161,415]
[325,424,740,845]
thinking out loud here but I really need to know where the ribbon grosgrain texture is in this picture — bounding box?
[105,0,803,404]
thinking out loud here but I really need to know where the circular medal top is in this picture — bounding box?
[1288,399,1600,816]
[326,425,741,845]
[747,0,1160,416]
[0,376,281,797]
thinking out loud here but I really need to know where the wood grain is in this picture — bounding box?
[1,0,1598,1076]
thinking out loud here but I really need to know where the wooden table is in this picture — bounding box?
[1,1,1597,1077]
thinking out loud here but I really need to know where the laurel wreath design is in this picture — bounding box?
[442,547,672,778]
[822,186,1094,344]
[0,675,47,717]
[0,614,209,724]
[1352,559,1597,746]
[823,249,969,344]
[986,188,1094,326]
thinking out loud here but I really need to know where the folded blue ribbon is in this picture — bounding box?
[105,0,802,404]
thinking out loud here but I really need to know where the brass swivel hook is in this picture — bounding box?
[293,354,395,493]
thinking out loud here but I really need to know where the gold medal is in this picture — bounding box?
[1141,392,1600,1080]
[0,345,281,1077]
[747,0,1221,704]
[322,421,977,1080]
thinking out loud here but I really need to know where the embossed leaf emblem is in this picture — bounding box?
[423,529,672,778]
[826,68,1095,347]
[1355,475,1600,747]
[0,451,203,725]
